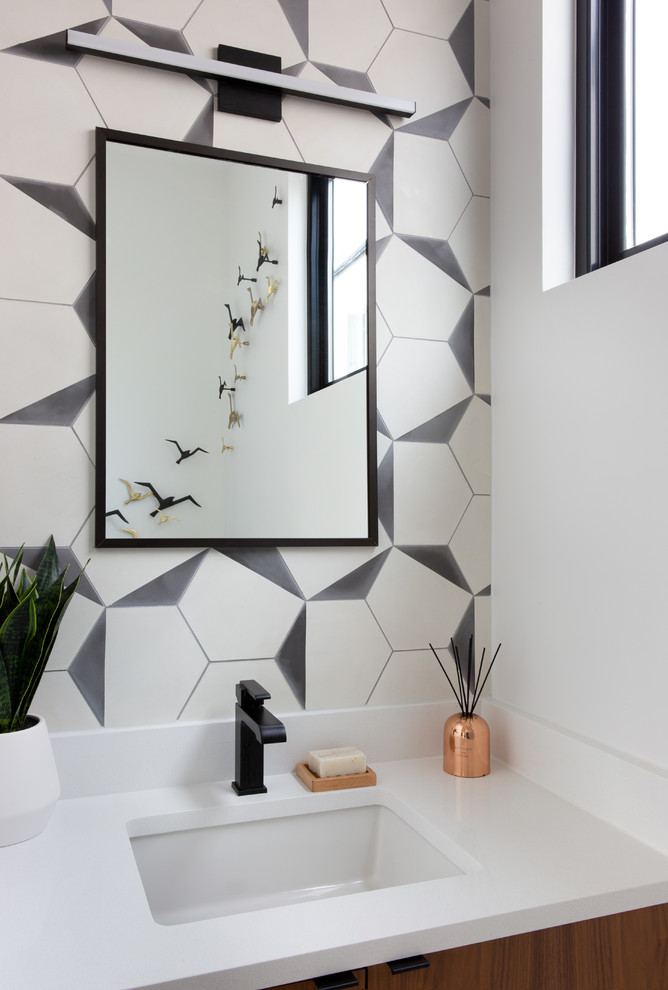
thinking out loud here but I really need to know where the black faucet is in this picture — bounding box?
[231,680,287,795]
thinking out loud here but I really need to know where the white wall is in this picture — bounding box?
[491,0,668,769]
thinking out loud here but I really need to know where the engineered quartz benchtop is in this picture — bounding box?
[2,755,668,990]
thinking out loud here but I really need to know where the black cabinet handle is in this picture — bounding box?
[386,955,430,975]
[313,972,359,990]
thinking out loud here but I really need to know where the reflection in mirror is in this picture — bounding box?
[96,129,377,548]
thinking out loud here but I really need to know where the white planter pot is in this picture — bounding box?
[0,715,60,846]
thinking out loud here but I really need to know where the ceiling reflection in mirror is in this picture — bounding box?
[95,129,377,547]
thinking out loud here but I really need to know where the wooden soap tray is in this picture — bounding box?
[296,762,377,792]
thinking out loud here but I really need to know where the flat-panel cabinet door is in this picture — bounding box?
[367,903,668,990]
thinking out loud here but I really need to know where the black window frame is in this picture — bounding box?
[306,175,370,396]
[575,0,668,275]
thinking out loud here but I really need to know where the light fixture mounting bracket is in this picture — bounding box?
[217,45,282,122]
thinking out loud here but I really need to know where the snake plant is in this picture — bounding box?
[0,536,84,733]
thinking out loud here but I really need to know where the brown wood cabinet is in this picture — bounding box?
[270,902,668,990]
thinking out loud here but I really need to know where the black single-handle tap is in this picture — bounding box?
[232,680,287,795]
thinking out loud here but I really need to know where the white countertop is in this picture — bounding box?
[2,752,668,990]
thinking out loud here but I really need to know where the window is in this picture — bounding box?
[307,176,368,394]
[576,0,668,274]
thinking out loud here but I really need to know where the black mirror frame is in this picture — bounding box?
[94,127,378,549]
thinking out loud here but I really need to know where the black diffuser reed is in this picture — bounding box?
[429,637,501,717]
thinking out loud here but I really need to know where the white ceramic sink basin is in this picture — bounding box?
[128,793,471,925]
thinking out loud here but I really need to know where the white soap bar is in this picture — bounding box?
[307,746,367,778]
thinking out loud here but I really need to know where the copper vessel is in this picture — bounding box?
[443,712,490,777]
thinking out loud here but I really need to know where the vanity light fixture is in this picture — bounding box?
[65,30,416,121]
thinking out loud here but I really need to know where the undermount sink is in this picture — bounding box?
[128,793,472,925]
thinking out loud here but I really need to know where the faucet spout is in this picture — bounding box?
[232,680,287,795]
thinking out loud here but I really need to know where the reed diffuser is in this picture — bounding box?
[429,637,501,777]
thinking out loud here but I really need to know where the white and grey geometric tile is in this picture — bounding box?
[2,0,491,727]
[185,97,215,146]
[76,20,209,138]
[179,551,303,661]
[75,157,96,225]
[213,108,303,159]
[449,395,491,494]
[396,233,470,290]
[397,99,471,141]
[376,237,470,342]
[216,547,303,597]
[371,134,394,228]
[450,597,478,689]
[375,307,392,362]
[110,551,207,606]
[275,603,306,706]
[180,657,301,722]
[449,1,475,92]
[185,0,307,65]
[0,298,95,420]
[377,336,471,439]
[378,443,394,542]
[30,669,101,731]
[0,425,94,545]
[450,97,490,197]
[304,599,391,710]
[104,606,208,727]
[376,429,392,468]
[0,51,103,184]
[114,17,192,53]
[449,296,475,389]
[474,592,492,681]
[448,194,490,293]
[449,493,491,595]
[377,410,392,440]
[112,0,197,30]
[280,525,391,601]
[69,609,106,724]
[73,393,95,463]
[393,131,472,241]
[311,63,375,94]
[73,273,96,344]
[368,30,471,124]
[283,60,308,78]
[0,7,108,53]
[0,178,94,304]
[376,208,392,246]
[282,72,390,172]
[393,441,471,546]
[309,0,391,72]
[474,292,491,395]
[0,376,95,426]
[1,176,95,238]
[396,545,471,594]
[381,0,470,40]
[277,0,309,56]
[474,0,490,99]
[2,22,106,67]
[367,648,455,706]
[308,547,391,601]
[396,396,471,444]
[366,547,470,651]
[71,516,201,606]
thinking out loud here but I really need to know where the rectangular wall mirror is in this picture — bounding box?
[95,128,377,548]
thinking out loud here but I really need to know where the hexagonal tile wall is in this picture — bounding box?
[0,0,491,728]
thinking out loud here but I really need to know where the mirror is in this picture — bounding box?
[95,129,377,547]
